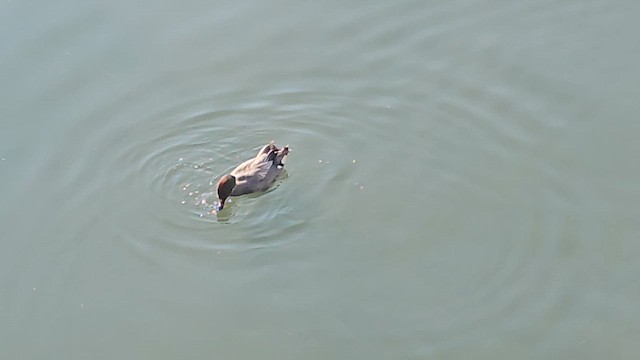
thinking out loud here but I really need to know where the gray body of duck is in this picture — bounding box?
[216,143,289,210]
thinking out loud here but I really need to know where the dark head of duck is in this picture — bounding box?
[216,174,236,210]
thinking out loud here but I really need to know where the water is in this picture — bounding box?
[2,0,639,359]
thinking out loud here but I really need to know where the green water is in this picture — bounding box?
[2,0,639,359]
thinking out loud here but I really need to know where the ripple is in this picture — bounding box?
[25,16,584,353]
[3,0,634,356]
[96,87,383,256]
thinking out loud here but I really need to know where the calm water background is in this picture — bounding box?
[2,0,639,359]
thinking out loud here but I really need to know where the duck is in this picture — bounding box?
[216,142,289,210]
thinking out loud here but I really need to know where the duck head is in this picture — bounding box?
[216,174,236,210]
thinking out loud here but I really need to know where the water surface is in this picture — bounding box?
[1,0,639,359]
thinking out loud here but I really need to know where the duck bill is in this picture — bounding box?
[218,198,226,211]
